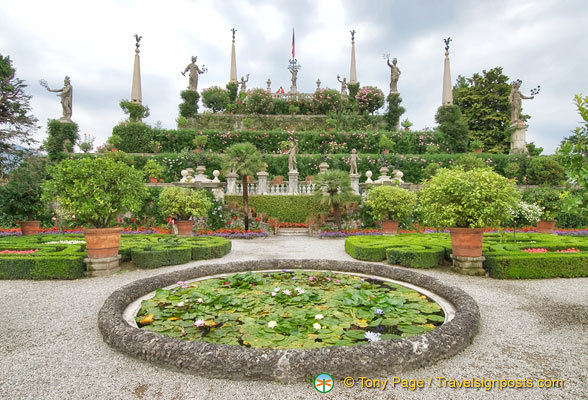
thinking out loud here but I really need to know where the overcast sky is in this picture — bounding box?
[2,0,588,154]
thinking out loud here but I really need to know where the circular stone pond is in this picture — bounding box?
[98,259,479,383]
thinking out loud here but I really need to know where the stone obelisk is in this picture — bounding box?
[441,37,453,105]
[131,34,142,104]
[349,30,357,84]
[229,28,238,83]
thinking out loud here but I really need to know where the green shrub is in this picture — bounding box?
[355,86,385,114]
[244,89,274,114]
[385,93,405,129]
[522,187,562,220]
[364,185,417,221]
[311,89,343,114]
[179,90,200,118]
[525,156,565,185]
[158,187,212,221]
[120,100,150,122]
[112,121,153,153]
[485,254,588,279]
[386,245,446,268]
[42,157,148,228]
[435,104,469,153]
[201,86,230,113]
[45,120,79,161]
[131,246,192,268]
[226,82,238,103]
[0,156,49,220]
[418,167,520,228]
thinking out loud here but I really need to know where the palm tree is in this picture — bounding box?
[313,170,353,231]
[222,142,264,231]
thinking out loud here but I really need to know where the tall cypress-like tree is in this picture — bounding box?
[0,54,38,176]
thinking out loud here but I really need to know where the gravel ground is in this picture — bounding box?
[1,236,586,400]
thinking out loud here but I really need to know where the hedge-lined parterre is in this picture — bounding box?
[345,233,588,279]
[0,234,231,280]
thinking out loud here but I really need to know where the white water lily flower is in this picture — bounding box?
[197,298,203,303]
[176,302,184,307]
[365,331,381,343]
[273,287,281,292]
[295,287,305,294]
[194,319,205,327]
[313,323,321,330]
[282,289,292,296]
[268,321,277,328]
[271,292,277,297]
[315,314,324,320]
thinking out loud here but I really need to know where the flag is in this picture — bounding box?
[292,28,295,59]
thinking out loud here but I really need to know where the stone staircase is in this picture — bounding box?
[276,228,309,237]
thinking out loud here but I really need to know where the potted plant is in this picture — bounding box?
[143,159,165,183]
[364,185,417,234]
[192,135,208,153]
[0,157,48,235]
[506,200,542,242]
[470,139,484,153]
[42,157,147,258]
[522,187,562,233]
[418,167,519,257]
[158,187,212,235]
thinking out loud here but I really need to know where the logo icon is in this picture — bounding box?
[314,373,334,393]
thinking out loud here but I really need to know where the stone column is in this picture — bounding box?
[288,171,299,194]
[349,33,357,84]
[257,171,269,194]
[509,122,529,154]
[318,162,329,174]
[226,172,238,194]
[131,47,142,104]
[442,50,452,105]
[350,173,360,195]
[230,29,237,83]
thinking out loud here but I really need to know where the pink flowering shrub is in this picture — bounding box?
[244,89,274,114]
[355,86,385,114]
[311,89,342,114]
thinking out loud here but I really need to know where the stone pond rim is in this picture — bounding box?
[98,259,479,383]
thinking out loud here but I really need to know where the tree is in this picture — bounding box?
[435,104,469,153]
[557,94,588,217]
[0,54,38,176]
[313,170,353,231]
[221,142,264,231]
[119,100,150,122]
[179,90,200,118]
[201,86,230,113]
[453,67,525,153]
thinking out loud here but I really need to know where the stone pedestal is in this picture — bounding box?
[226,172,238,194]
[288,171,299,194]
[451,255,486,276]
[84,255,121,277]
[193,165,211,183]
[509,122,529,154]
[318,162,329,174]
[257,171,269,194]
[350,173,360,195]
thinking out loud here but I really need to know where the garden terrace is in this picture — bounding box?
[345,233,588,279]
[0,234,231,279]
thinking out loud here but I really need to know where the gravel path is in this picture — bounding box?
[1,236,586,400]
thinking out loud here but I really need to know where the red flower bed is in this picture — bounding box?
[278,222,308,228]
[1,249,39,254]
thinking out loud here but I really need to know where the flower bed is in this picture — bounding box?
[319,229,384,238]
[135,269,445,348]
[196,228,268,239]
[345,233,588,278]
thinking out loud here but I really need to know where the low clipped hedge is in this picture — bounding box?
[345,233,588,279]
[0,234,231,279]
[225,195,361,223]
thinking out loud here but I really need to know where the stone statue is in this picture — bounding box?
[266,78,272,92]
[316,78,321,89]
[337,75,348,94]
[182,56,206,91]
[239,74,249,92]
[509,80,534,123]
[349,149,361,175]
[42,76,73,121]
[288,59,300,92]
[387,57,401,93]
[443,37,452,52]
[288,142,298,172]
[290,68,298,88]
[134,34,142,49]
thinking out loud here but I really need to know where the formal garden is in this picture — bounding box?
[2,46,588,388]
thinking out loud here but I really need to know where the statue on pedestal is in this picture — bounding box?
[182,56,207,92]
[349,149,361,175]
[288,59,301,93]
[509,79,534,123]
[386,57,401,93]
[288,142,298,172]
[40,76,73,121]
[337,75,348,94]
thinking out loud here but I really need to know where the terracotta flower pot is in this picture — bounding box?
[449,227,484,257]
[84,227,123,258]
[536,220,556,234]
[381,220,399,234]
[20,221,41,236]
[148,176,158,183]
[176,220,194,236]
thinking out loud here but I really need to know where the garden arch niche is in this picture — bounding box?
[98,259,479,383]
